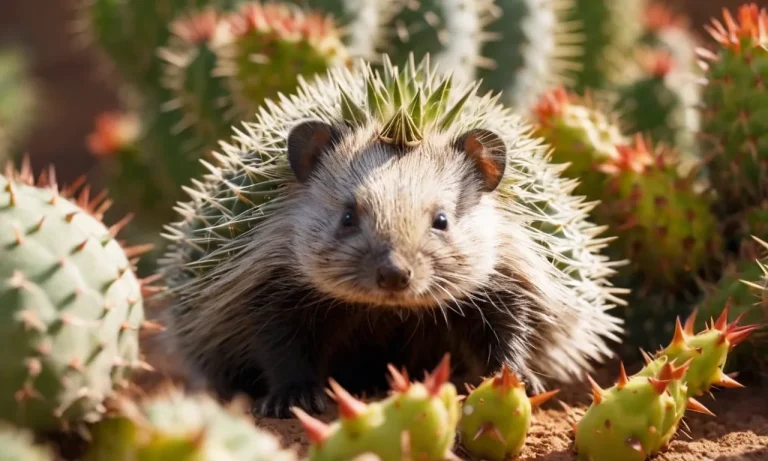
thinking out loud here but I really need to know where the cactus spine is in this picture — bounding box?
[294,355,460,461]
[458,365,559,461]
[0,160,153,431]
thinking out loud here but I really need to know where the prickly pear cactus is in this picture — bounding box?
[294,355,460,461]
[383,0,488,85]
[475,0,583,112]
[642,308,758,398]
[0,47,38,159]
[574,360,691,461]
[0,161,151,431]
[530,87,625,199]
[458,365,559,461]
[0,424,54,461]
[84,388,298,461]
[699,4,768,211]
[694,246,768,376]
[593,135,719,291]
[562,0,647,93]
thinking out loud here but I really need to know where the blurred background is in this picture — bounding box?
[0,0,744,185]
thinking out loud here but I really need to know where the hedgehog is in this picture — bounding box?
[157,54,626,419]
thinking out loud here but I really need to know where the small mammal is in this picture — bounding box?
[159,58,623,419]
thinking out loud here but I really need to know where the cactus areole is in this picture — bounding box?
[0,160,152,431]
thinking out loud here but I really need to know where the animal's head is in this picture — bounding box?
[287,119,508,308]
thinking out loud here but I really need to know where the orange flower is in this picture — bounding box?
[705,4,768,52]
[86,112,140,158]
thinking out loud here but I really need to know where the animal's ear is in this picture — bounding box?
[287,120,341,183]
[454,129,507,192]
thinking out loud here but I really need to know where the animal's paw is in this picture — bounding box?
[255,382,327,419]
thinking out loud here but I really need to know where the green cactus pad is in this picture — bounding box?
[561,0,647,93]
[699,4,768,211]
[84,388,298,461]
[593,135,719,291]
[0,47,38,160]
[694,249,768,376]
[0,162,150,431]
[295,355,460,461]
[531,86,626,200]
[575,360,689,461]
[458,365,559,461]
[641,306,759,398]
[475,0,583,112]
[0,424,54,461]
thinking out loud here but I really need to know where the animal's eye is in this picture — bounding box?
[432,212,448,231]
[341,207,358,227]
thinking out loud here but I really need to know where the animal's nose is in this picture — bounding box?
[376,264,412,291]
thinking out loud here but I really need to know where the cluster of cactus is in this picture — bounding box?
[575,307,758,461]
[0,46,38,162]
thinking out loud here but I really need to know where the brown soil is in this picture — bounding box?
[132,332,768,461]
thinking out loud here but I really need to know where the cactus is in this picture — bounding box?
[293,355,460,461]
[620,291,695,361]
[530,86,626,199]
[593,135,720,291]
[288,0,397,61]
[0,160,154,431]
[699,4,768,212]
[640,307,758,398]
[0,424,54,461]
[574,359,697,461]
[474,0,583,112]
[84,388,298,461]
[458,365,559,461]
[0,46,38,160]
[612,47,698,155]
[561,0,647,93]
[694,244,768,376]
[383,0,490,85]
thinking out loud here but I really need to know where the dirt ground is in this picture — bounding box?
[136,330,768,461]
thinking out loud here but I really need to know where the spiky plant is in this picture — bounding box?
[0,46,38,160]
[294,355,460,461]
[699,4,768,212]
[561,0,647,93]
[158,53,626,395]
[592,135,719,292]
[530,86,626,200]
[694,241,768,377]
[0,159,158,431]
[0,424,54,461]
[84,388,299,460]
[458,365,559,461]
[287,0,398,61]
[612,47,699,156]
[473,0,584,112]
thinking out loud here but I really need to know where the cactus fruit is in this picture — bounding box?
[84,388,299,461]
[592,135,720,291]
[158,54,625,394]
[383,0,490,85]
[561,0,648,93]
[0,47,38,159]
[574,360,697,461]
[293,355,460,461]
[530,86,625,199]
[458,365,559,461]
[698,4,768,211]
[0,160,154,431]
[0,424,54,461]
[641,307,758,398]
[474,0,583,112]
[694,245,768,376]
